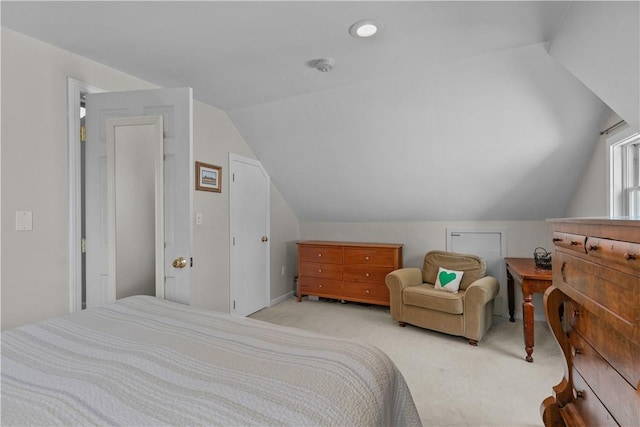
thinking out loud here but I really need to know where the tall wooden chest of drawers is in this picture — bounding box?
[297,241,403,306]
[541,218,639,427]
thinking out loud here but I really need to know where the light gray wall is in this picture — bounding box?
[564,112,625,217]
[0,28,300,329]
[548,1,639,132]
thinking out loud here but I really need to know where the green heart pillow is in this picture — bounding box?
[434,267,464,293]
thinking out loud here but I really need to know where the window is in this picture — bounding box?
[609,128,640,217]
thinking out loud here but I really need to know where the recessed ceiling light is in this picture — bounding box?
[349,20,383,38]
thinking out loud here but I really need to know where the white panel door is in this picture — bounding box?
[85,88,193,308]
[447,229,506,316]
[229,154,270,316]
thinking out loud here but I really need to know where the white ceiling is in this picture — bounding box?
[2,1,613,221]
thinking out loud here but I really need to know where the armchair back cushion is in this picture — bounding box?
[422,250,486,291]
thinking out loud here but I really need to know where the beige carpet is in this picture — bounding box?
[250,296,564,427]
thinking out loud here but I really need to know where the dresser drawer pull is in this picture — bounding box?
[588,244,600,252]
[575,390,585,399]
[318,269,323,273]
[318,284,323,288]
[624,252,637,261]
[573,347,583,356]
[317,253,322,257]
[571,241,582,246]
[553,237,562,242]
[365,273,370,277]
[365,289,370,294]
[365,256,370,261]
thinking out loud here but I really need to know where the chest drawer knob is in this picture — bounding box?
[365,289,370,294]
[365,273,370,277]
[318,284,323,288]
[624,252,637,261]
[365,256,370,261]
[318,268,323,273]
[573,347,583,356]
[317,253,322,257]
[575,390,585,400]
[588,244,600,252]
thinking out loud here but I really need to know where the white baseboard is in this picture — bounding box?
[270,291,294,306]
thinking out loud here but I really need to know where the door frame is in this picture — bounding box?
[229,153,270,315]
[67,77,103,313]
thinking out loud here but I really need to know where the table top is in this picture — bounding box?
[505,257,552,280]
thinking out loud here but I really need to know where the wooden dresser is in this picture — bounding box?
[541,218,639,427]
[297,241,403,306]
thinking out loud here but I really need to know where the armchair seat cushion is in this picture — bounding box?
[403,284,464,315]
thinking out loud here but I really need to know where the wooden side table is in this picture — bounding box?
[505,258,552,362]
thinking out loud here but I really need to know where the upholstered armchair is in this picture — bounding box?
[385,250,499,345]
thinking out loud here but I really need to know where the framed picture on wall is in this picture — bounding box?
[195,161,222,193]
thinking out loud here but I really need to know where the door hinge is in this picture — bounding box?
[190,257,193,267]
[233,236,236,246]
[233,300,236,309]
[232,173,235,182]
[81,238,86,253]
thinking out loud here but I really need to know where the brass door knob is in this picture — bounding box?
[172,257,187,269]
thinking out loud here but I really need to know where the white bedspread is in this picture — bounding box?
[2,296,421,426]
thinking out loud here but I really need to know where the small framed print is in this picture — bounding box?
[195,161,222,193]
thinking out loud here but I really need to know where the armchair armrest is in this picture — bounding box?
[385,268,423,293]
[463,276,500,343]
[385,268,423,321]
[464,276,500,306]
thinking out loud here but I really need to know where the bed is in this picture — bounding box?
[2,295,421,426]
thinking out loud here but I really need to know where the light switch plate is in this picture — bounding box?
[16,211,33,231]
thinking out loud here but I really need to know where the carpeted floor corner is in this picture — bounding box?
[250,296,564,427]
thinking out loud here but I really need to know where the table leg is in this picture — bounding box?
[507,268,515,322]
[523,292,534,362]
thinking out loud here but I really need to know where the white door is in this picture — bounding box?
[229,154,270,316]
[447,229,506,316]
[85,88,193,308]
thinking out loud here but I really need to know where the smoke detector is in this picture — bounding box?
[310,58,335,73]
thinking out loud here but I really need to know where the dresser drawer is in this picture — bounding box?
[299,262,342,280]
[298,277,342,296]
[298,245,343,264]
[555,251,637,334]
[570,331,640,426]
[568,368,618,427]
[343,265,391,284]
[567,301,640,389]
[344,247,396,267]
[553,232,587,254]
[585,237,640,274]
[343,281,389,304]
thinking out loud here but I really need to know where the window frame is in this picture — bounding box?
[608,127,640,217]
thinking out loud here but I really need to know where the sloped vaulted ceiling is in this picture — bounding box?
[3,1,633,221]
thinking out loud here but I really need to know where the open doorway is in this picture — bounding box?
[68,79,194,312]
